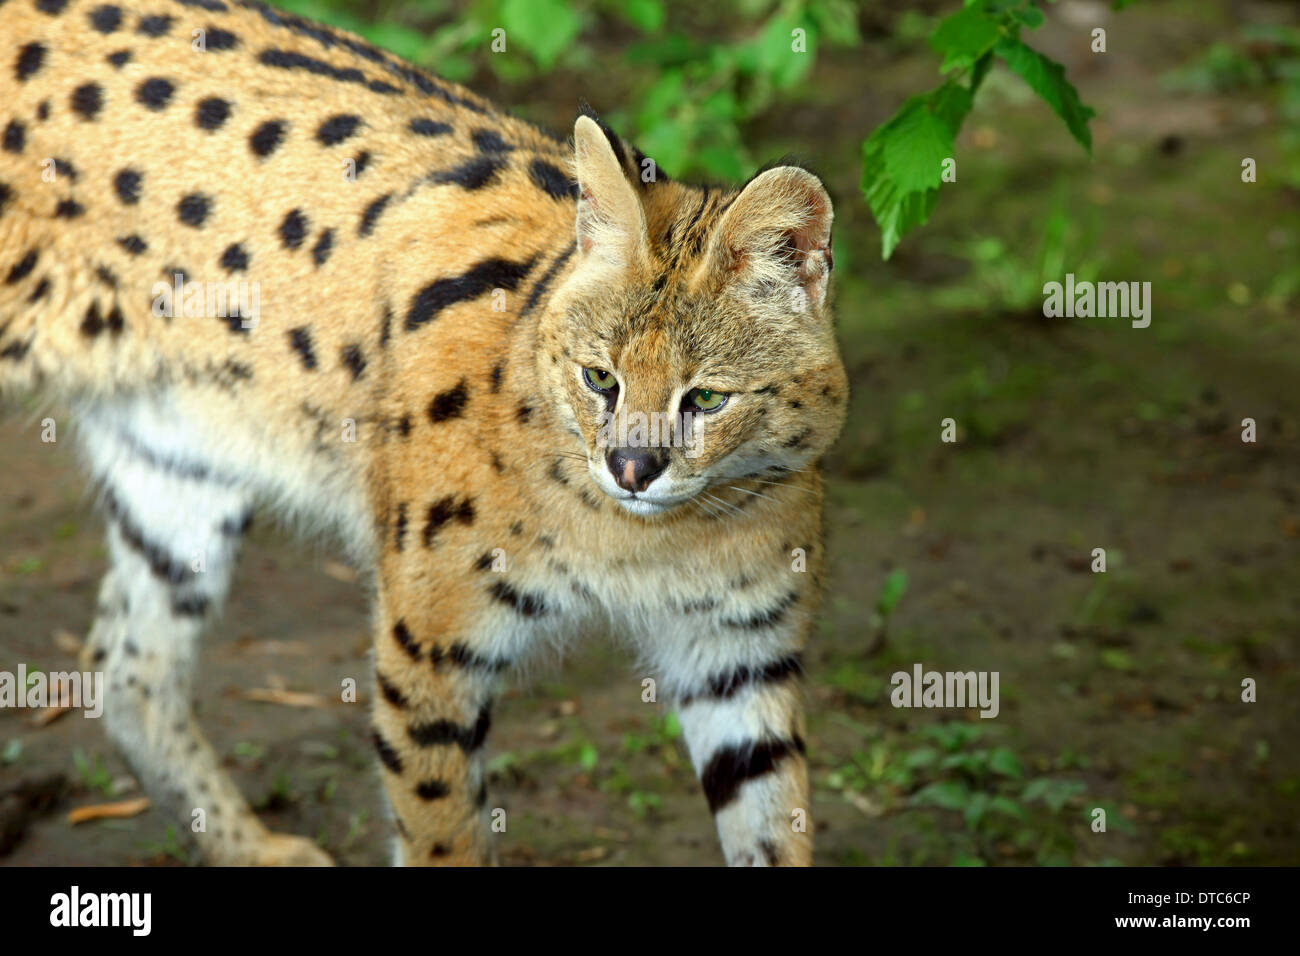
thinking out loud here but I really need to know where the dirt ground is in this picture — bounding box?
[2,0,1298,866]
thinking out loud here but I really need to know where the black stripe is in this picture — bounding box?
[408,706,490,752]
[428,153,507,191]
[422,496,475,548]
[700,737,806,814]
[394,502,409,551]
[357,192,391,237]
[392,619,421,660]
[723,590,800,630]
[679,654,803,707]
[520,242,576,318]
[102,489,193,585]
[6,251,38,284]
[488,580,547,618]
[372,730,403,773]
[376,671,409,709]
[434,642,510,675]
[405,257,536,331]
[170,593,210,617]
[287,326,317,369]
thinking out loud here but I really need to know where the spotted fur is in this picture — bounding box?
[0,0,847,866]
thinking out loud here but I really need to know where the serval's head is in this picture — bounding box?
[536,113,848,518]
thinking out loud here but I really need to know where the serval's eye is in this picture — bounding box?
[684,387,728,413]
[583,367,618,393]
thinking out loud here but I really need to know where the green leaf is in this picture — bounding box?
[1012,5,1046,29]
[995,37,1096,152]
[758,15,816,88]
[930,3,1004,73]
[614,0,665,33]
[910,779,972,811]
[502,0,581,70]
[876,567,910,616]
[989,747,1024,779]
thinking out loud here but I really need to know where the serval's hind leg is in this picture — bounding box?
[78,402,332,866]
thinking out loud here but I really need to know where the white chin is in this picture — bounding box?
[615,496,675,516]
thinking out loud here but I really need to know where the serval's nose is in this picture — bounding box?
[606,448,667,493]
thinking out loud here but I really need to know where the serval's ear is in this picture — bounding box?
[572,114,649,269]
[709,165,834,312]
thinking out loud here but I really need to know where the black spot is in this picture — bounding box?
[113,169,142,205]
[430,843,449,858]
[177,192,210,227]
[36,101,50,121]
[405,256,537,331]
[204,26,238,50]
[220,243,249,272]
[488,581,548,618]
[106,50,131,68]
[358,192,391,237]
[351,151,371,178]
[136,77,175,111]
[117,234,147,255]
[428,379,468,423]
[71,83,105,120]
[397,415,412,438]
[341,344,366,380]
[429,154,506,191]
[372,730,403,774]
[279,208,307,249]
[5,250,38,284]
[474,552,495,572]
[195,97,231,130]
[421,496,475,548]
[529,159,575,199]
[471,128,512,152]
[311,228,334,266]
[51,158,76,180]
[176,0,226,10]
[81,302,105,337]
[409,118,452,137]
[287,326,317,370]
[171,594,210,617]
[249,119,287,157]
[137,14,173,36]
[700,737,806,813]
[36,0,69,14]
[316,113,362,145]
[415,780,450,800]
[27,278,51,302]
[16,43,46,82]
[2,121,24,154]
[89,4,122,32]
[489,364,503,392]
[55,198,84,218]
[516,404,533,425]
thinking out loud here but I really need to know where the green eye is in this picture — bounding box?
[583,367,618,392]
[686,387,728,412]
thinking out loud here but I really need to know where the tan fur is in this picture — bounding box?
[1,0,847,866]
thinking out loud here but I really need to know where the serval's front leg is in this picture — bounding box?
[371,575,537,865]
[659,584,816,867]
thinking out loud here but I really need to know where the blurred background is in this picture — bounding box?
[1,0,1297,865]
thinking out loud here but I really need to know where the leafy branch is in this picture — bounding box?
[860,0,1099,259]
